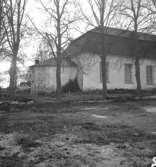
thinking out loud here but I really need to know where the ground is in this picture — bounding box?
[0,97,156,167]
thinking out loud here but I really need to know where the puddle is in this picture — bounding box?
[92,114,108,119]
[83,107,97,111]
[82,107,109,111]
[143,96,156,99]
[144,107,156,113]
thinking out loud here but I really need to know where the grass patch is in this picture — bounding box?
[78,122,156,145]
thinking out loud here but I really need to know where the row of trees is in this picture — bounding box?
[1,0,156,99]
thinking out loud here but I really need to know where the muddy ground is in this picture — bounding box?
[0,99,156,167]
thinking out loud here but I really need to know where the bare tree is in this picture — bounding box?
[31,0,79,99]
[120,0,153,95]
[0,0,7,56]
[147,0,156,31]
[79,0,121,99]
[3,0,27,95]
[36,38,53,64]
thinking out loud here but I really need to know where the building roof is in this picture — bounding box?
[92,27,156,41]
[31,57,76,68]
[64,27,156,59]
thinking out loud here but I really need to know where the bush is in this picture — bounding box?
[62,79,81,93]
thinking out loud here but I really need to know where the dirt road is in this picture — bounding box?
[0,100,155,166]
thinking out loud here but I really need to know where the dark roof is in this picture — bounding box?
[93,27,156,41]
[31,57,76,68]
[64,27,156,59]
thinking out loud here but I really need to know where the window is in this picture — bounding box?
[146,65,153,85]
[100,61,109,83]
[125,64,133,84]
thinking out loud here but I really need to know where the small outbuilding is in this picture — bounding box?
[30,58,77,94]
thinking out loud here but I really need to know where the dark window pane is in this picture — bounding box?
[146,65,153,85]
[125,64,133,84]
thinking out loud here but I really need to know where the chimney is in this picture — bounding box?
[35,59,39,65]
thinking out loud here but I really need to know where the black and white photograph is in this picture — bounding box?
[0,0,156,166]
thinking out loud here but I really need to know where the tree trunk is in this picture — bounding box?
[56,5,62,101]
[132,31,142,96]
[101,53,107,99]
[56,56,61,100]
[9,51,17,96]
[101,27,107,100]
[135,57,141,95]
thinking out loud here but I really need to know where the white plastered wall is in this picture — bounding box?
[31,66,77,94]
[73,53,156,90]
